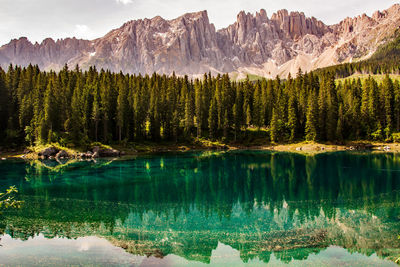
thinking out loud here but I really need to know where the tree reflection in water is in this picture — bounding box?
[0,151,399,264]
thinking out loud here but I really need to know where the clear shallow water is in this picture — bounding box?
[0,151,399,266]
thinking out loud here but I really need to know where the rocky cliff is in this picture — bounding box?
[1,4,400,78]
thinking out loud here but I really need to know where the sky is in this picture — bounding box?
[0,0,398,46]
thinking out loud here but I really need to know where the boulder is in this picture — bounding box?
[85,151,93,158]
[55,150,69,159]
[91,146,120,157]
[38,147,59,158]
[99,148,120,157]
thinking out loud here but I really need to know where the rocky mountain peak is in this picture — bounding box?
[0,4,399,79]
[255,9,268,22]
[386,3,400,16]
[181,10,209,20]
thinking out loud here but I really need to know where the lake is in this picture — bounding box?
[0,151,399,266]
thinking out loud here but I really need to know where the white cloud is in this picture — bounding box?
[74,24,93,39]
[115,0,133,4]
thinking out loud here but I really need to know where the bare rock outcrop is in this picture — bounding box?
[38,147,59,158]
[92,146,120,157]
[1,4,400,78]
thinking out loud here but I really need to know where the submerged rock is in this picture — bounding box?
[55,150,69,159]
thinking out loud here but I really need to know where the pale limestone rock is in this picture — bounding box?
[1,4,400,78]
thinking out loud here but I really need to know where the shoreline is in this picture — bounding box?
[250,142,400,154]
[1,141,400,160]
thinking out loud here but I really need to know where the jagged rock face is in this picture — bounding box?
[0,37,92,71]
[218,9,331,66]
[86,11,231,75]
[1,4,400,78]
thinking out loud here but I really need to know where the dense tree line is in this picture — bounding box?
[315,30,400,78]
[0,64,400,147]
[316,58,400,79]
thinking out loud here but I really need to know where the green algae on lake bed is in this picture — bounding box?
[0,151,399,266]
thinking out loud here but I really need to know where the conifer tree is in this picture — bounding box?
[184,91,194,137]
[318,77,327,141]
[92,82,101,142]
[326,73,338,141]
[117,76,129,141]
[208,97,218,139]
[361,77,371,135]
[245,104,252,128]
[394,80,400,132]
[69,79,84,145]
[382,74,394,138]
[223,109,229,139]
[368,78,379,135]
[0,69,8,140]
[194,81,202,138]
[270,108,281,142]
[305,93,318,141]
[43,76,59,142]
[287,95,297,141]
[336,104,344,142]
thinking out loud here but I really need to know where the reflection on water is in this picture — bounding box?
[0,151,399,265]
[0,235,396,267]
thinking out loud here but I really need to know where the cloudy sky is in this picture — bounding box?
[0,0,398,45]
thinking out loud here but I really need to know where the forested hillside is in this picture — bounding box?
[316,30,400,79]
[1,63,400,148]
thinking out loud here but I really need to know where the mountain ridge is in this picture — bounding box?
[1,4,400,78]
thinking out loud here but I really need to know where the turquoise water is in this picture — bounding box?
[0,151,399,266]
